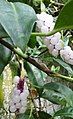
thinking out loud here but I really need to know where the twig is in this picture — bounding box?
[0,39,73,82]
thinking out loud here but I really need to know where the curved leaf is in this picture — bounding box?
[54,107,73,118]
[0,24,8,38]
[16,112,34,119]
[24,62,44,87]
[0,39,12,74]
[43,82,73,106]
[41,90,66,105]
[62,0,70,3]
[54,0,73,32]
[33,111,52,119]
[28,36,37,48]
[53,58,73,76]
[8,0,25,2]
[0,0,37,51]
[16,109,35,119]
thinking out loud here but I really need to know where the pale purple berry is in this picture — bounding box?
[15,102,21,109]
[52,49,58,57]
[48,44,54,53]
[41,25,49,33]
[50,37,59,45]
[69,59,73,65]
[13,95,20,103]
[10,105,16,113]
[19,106,27,113]
[55,40,64,50]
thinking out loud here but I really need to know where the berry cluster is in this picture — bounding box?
[60,46,73,65]
[9,76,29,113]
[36,12,54,32]
[36,12,73,65]
[44,32,64,57]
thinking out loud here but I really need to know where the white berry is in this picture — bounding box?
[10,105,16,113]
[55,40,64,50]
[41,25,49,33]
[50,37,59,45]
[52,49,58,57]
[19,106,27,113]
[15,102,21,109]
[13,76,20,85]
[13,95,20,103]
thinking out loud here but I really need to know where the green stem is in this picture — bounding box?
[31,26,73,37]
[28,102,33,119]
[31,30,58,37]
[53,73,73,82]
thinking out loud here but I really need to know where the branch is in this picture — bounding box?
[31,30,57,37]
[0,39,73,82]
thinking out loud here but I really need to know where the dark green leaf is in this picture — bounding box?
[16,113,34,119]
[53,58,73,76]
[28,35,37,48]
[8,0,25,2]
[41,89,66,105]
[8,0,31,4]
[0,43,12,74]
[24,62,44,88]
[33,111,52,119]
[0,24,8,38]
[43,82,73,106]
[54,0,73,32]
[62,0,70,4]
[38,111,52,119]
[0,0,37,51]
[54,107,73,118]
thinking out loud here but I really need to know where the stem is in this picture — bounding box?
[31,30,57,37]
[0,39,73,82]
[54,73,73,82]
[27,83,39,118]
[28,102,33,119]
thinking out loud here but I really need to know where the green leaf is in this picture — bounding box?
[0,43,12,74]
[24,62,44,88]
[0,0,37,51]
[16,113,34,119]
[54,107,73,118]
[43,82,73,106]
[62,0,69,3]
[0,24,8,38]
[16,109,35,119]
[51,65,60,73]
[54,0,73,32]
[8,0,25,2]
[53,58,73,76]
[28,35,37,48]
[38,111,52,119]
[33,111,52,119]
[41,89,66,105]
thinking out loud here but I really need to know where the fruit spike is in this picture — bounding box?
[9,76,29,114]
[36,12,73,65]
